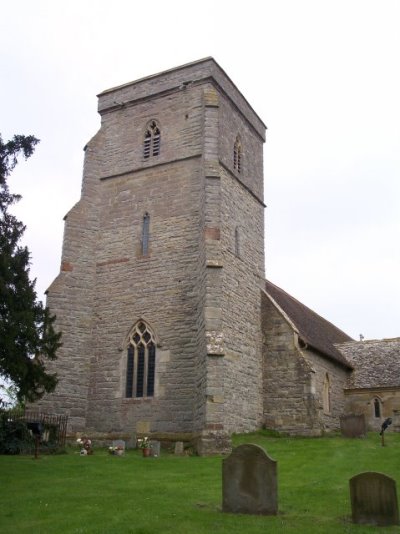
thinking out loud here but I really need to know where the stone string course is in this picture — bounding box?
[35,59,266,453]
[34,58,367,449]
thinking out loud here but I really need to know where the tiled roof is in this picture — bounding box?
[338,338,400,388]
[264,280,353,369]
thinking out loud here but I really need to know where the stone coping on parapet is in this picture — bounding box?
[97,57,266,140]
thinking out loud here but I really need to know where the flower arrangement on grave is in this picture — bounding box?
[77,436,93,455]
[137,436,152,457]
[108,445,124,455]
[137,436,151,449]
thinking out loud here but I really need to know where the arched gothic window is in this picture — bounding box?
[125,321,156,398]
[374,398,381,418]
[323,373,330,414]
[233,136,242,174]
[143,120,161,159]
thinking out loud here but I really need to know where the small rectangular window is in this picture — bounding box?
[142,213,150,256]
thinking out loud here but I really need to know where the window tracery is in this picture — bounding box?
[125,321,156,398]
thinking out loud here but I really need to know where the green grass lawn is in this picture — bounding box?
[1,431,400,533]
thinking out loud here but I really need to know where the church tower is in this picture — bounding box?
[38,58,266,453]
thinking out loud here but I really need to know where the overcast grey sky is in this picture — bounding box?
[1,0,399,341]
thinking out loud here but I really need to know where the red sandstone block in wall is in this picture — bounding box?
[61,261,73,272]
[205,227,221,240]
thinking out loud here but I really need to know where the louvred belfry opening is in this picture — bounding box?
[143,120,161,159]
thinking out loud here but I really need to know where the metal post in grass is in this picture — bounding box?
[379,417,392,447]
[27,422,43,459]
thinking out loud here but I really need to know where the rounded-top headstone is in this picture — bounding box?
[222,443,277,515]
[350,471,399,526]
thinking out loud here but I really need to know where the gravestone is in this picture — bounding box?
[112,439,126,450]
[126,432,137,449]
[350,472,399,526]
[150,440,161,457]
[340,414,367,438]
[174,441,184,455]
[222,444,277,515]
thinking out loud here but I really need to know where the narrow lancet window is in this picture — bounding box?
[233,136,242,174]
[142,212,150,256]
[143,120,161,159]
[374,398,381,418]
[323,373,330,413]
[125,322,156,398]
[235,226,240,257]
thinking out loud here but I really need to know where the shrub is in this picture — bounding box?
[0,413,34,454]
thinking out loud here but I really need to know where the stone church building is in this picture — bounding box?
[35,58,399,452]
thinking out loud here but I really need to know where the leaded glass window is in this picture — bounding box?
[125,322,156,398]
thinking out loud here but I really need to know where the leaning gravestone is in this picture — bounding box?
[350,472,399,526]
[340,414,367,438]
[222,444,277,515]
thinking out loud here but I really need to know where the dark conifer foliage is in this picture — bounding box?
[0,134,62,404]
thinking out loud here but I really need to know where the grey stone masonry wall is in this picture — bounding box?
[262,292,320,435]
[262,292,351,435]
[34,58,267,452]
[201,81,265,441]
[34,130,104,432]
[303,348,350,432]
[86,158,206,435]
[97,58,266,141]
[220,167,264,433]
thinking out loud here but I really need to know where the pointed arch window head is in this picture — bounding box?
[144,120,161,159]
[233,136,242,174]
[126,321,156,398]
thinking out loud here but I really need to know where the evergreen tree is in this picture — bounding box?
[0,134,62,406]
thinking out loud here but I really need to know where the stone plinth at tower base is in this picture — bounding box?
[194,429,232,456]
[350,472,399,526]
[222,444,278,515]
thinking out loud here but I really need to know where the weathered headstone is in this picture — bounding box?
[150,440,161,457]
[222,444,277,515]
[350,472,399,526]
[340,414,367,438]
[125,433,136,449]
[136,421,150,434]
[174,441,184,455]
[112,439,126,450]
